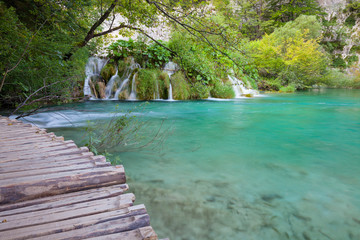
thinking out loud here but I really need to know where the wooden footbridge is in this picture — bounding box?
[0,116,163,240]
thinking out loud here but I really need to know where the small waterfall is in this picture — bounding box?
[163,62,179,101]
[84,57,108,97]
[155,80,160,100]
[228,75,259,98]
[114,78,130,99]
[168,83,173,101]
[128,73,138,100]
[105,70,119,99]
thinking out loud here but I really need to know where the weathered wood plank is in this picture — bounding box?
[0,142,78,157]
[0,161,111,180]
[0,140,74,153]
[0,147,89,163]
[34,214,151,240]
[0,193,135,231]
[0,205,147,240]
[0,166,126,204]
[86,226,158,240]
[0,152,94,170]
[0,184,129,212]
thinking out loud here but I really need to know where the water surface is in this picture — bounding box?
[20,89,360,240]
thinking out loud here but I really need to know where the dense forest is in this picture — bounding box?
[1,0,359,110]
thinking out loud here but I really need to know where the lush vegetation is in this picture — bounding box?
[1,0,359,111]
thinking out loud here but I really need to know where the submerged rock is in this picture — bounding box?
[261,194,283,202]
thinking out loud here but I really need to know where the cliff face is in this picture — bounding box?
[317,0,360,70]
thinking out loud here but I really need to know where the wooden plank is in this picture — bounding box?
[0,184,128,212]
[0,161,111,180]
[0,148,89,163]
[0,142,78,157]
[0,166,126,204]
[0,140,74,153]
[0,134,56,145]
[86,226,158,240]
[31,214,151,240]
[0,205,147,240]
[0,152,94,170]
[0,193,135,231]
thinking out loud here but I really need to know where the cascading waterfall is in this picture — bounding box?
[128,73,138,100]
[228,75,259,98]
[84,57,108,97]
[163,62,179,101]
[84,57,260,101]
[84,56,141,100]
[105,69,119,99]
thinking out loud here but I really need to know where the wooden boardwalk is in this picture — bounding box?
[0,116,160,240]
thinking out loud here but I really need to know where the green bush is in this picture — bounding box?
[279,85,296,93]
[321,68,356,88]
[210,81,235,98]
[190,82,211,99]
[101,63,116,83]
[171,72,191,100]
[136,69,166,100]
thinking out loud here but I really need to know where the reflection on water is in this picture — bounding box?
[19,89,360,240]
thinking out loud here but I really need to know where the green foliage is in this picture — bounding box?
[321,68,360,88]
[190,82,211,99]
[136,69,162,100]
[171,72,191,100]
[0,0,94,108]
[210,81,235,99]
[332,56,347,69]
[101,63,117,83]
[108,38,171,68]
[145,41,171,68]
[250,15,328,90]
[279,85,296,93]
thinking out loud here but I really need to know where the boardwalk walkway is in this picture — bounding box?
[0,116,160,240]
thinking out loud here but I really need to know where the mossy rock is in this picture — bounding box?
[190,82,211,99]
[118,90,129,100]
[210,81,234,99]
[117,60,127,77]
[101,63,117,83]
[171,71,191,100]
[136,69,161,100]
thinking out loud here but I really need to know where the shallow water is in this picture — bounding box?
[19,89,360,240]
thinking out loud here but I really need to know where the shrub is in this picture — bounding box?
[279,85,296,93]
[171,72,191,100]
[210,81,235,98]
[190,82,211,99]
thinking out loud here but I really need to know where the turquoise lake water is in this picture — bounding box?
[21,89,360,240]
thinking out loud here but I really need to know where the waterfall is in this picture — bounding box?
[163,62,179,101]
[155,80,160,100]
[105,70,119,99]
[84,57,108,97]
[84,56,142,100]
[168,83,173,101]
[228,75,259,98]
[114,78,130,99]
[128,73,138,100]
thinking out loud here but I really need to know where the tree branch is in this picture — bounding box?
[79,0,119,47]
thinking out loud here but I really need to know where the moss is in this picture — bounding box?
[190,82,211,99]
[136,69,167,100]
[117,60,127,77]
[346,55,359,66]
[210,81,235,99]
[170,71,191,100]
[279,85,295,93]
[101,63,116,83]
[332,56,347,68]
